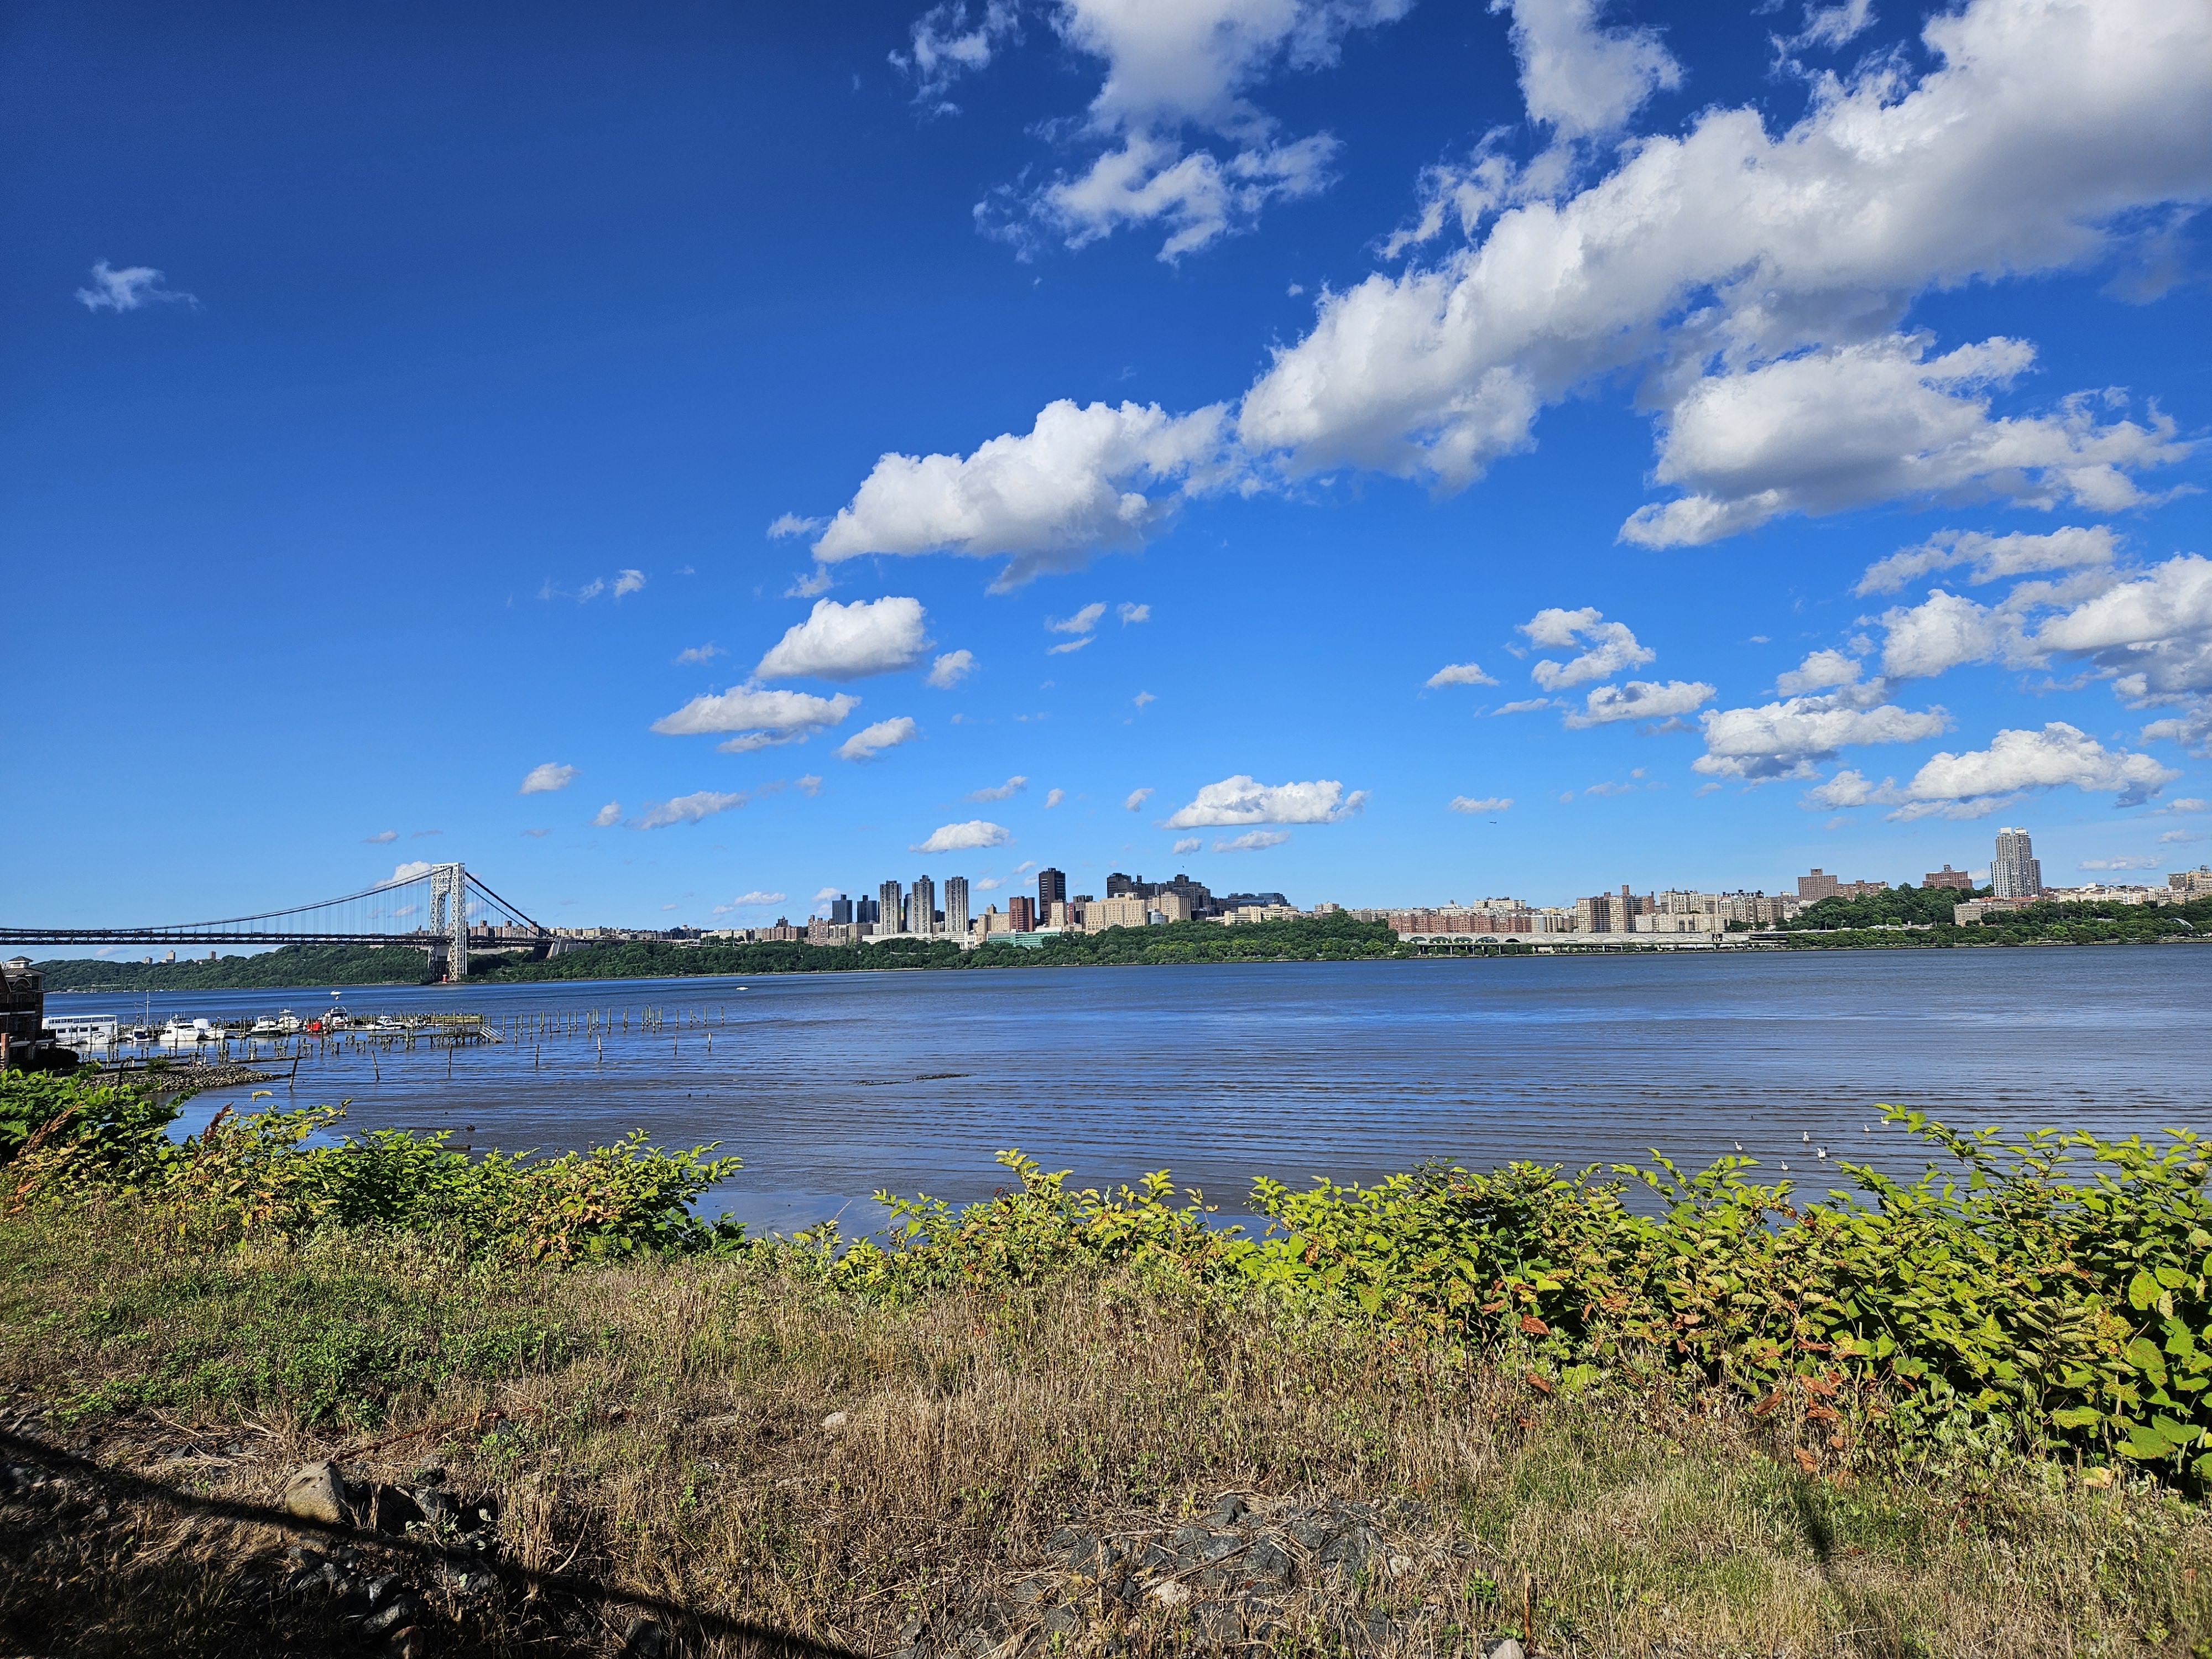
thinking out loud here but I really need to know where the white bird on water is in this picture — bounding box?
[1780,1161,1790,1172]
[1817,1147,1828,1159]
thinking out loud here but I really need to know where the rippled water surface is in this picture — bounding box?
[62,948,2210,1229]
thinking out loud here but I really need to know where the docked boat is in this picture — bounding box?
[161,1018,219,1044]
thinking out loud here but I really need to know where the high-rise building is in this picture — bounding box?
[945,876,969,939]
[857,896,878,926]
[1037,867,1067,909]
[1992,828,2043,899]
[1105,871,1139,898]
[827,894,854,924]
[1009,895,1035,931]
[910,873,937,938]
[878,880,904,935]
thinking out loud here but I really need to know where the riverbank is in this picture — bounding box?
[5,1070,2212,1653]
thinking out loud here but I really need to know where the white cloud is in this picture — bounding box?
[722,890,788,908]
[1173,836,1203,853]
[769,513,826,539]
[941,0,1413,260]
[1561,679,1714,728]
[613,570,646,598]
[592,801,621,828]
[636,791,749,830]
[1776,649,1863,696]
[1047,635,1095,655]
[971,775,1029,801]
[1880,589,2006,680]
[756,596,931,682]
[2079,854,2160,870]
[1426,661,1500,688]
[363,830,397,844]
[2033,554,2212,705]
[1620,336,2187,548]
[1449,795,1514,813]
[1493,698,1553,716]
[913,820,1013,853]
[893,0,1021,111]
[1215,830,1292,851]
[1133,690,1157,708]
[519,762,580,795]
[1520,608,1656,690]
[927,649,976,688]
[1048,602,1109,635]
[797,774,823,796]
[1855,525,2119,597]
[1494,0,1681,140]
[837,716,921,761]
[1804,769,1882,808]
[1118,602,1151,624]
[1889,722,2178,818]
[1044,788,1066,808]
[812,400,1233,587]
[389,860,436,883]
[786,568,834,598]
[75,260,195,312]
[1124,787,1153,811]
[674,643,723,665]
[1243,0,2212,517]
[2154,798,2208,815]
[1163,774,1366,827]
[653,685,860,752]
[1695,695,1950,781]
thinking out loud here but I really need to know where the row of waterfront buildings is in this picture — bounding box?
[539,830,2212,951]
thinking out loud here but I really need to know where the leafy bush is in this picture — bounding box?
[3,1072,742,1265]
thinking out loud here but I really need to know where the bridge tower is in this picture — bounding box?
[428,863,468,982]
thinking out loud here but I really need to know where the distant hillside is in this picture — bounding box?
[38,945,435,992]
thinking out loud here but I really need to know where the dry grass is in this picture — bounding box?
[3,1209,2210,1657]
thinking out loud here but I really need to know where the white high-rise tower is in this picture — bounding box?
[1991,828,2043,899]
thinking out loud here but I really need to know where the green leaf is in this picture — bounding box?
[2130,1271,2160,1312]
[2049,1406,2103,1430]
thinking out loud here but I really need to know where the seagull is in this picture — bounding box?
[1817,1147,1828,1159]
[1734,1141,1744,1153]
[1802,1131,1811,1143]
[1780,1161,1790,1173]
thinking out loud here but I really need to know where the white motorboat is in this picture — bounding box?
[161,1018,219,1044]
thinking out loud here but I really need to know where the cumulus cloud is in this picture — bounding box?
[756,596,931,682]
[810,400,1233,587]
[635,791,748,830]
[1215,830,1292,851]
[76,260,195,312]
[387,860,436,884]
[519,762,580,795]
[1776,649,1864,696]
[363,830,398,844]
[1163,775,1366,827]
[2033,554,2212,706]
[1855,525,2119,596]
[1044,787,1066,808]
[1694,696,1950,780]
[911,819,1013,853]
[1520,608,1656,690]
[1791,0,1877,51]
[720,890,788,909]
[1888,722,2177,818]
[1803,769,1881,808]
[797,774,823,796]
[927,649,976,688]
[1124,787,1153,811]
[1173,836,1203,853]
[1426,661,1500,688]
[1246,0,2212,514]
[2080,854,2161,871]
[1118,602,1150,624]
[1880,589,2007,680]
[592,802,622,827]
[768,513,826,539]
[653,685,860,752]
[970,775,1029,801]
[930,0,1414,260]
[613,570,646,598]
[1494,0,1681,140]
[837,716,921,761]
[1449,795,1514,813]
[1494,698,1553,715]
[1561,679,1713,729]
[1620,336,2188,548]
[1048,603,1109,636]
[674,643,723,665]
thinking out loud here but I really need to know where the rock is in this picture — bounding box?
[363,1593,425,1635]
[364,1484,426,1536]
[1239,1537,1296,1589]
[1387,1553,1416,1577]
[1210,1493,1251,1526]
[620,1616,667,1657]
[1040,1606,1082,1637]
[280,1462,352,1527]
[410,1462,447,1486]
[1149,1579,1191,1609]
[821,1410,850,1433]
[413,1487,460,1527]
[1484,1640,1526,1659]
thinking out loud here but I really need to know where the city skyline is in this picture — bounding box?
[6,1,2209,933]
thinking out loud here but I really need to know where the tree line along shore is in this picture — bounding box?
[3,1066,2211,1655]
[32,891,2211,992]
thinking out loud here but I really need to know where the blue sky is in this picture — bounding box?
[7,0,2210,935]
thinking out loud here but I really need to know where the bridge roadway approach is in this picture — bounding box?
[0,863,552,981]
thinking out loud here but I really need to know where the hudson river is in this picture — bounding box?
[65,947,2210,1231]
